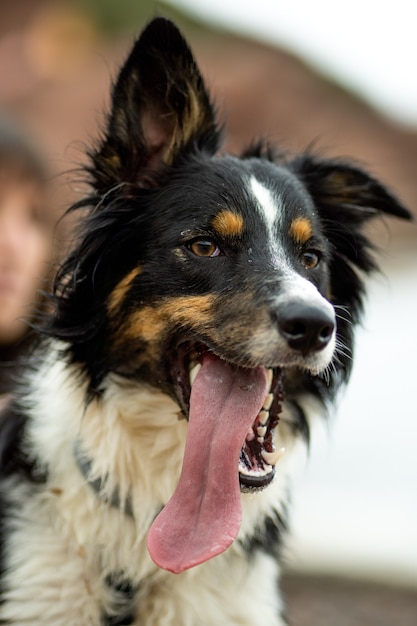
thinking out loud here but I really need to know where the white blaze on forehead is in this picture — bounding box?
[250,177,279,234]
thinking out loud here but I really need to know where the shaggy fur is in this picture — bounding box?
[0,18,411,625]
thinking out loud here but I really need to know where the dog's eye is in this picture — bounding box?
[188,239,221,258]
[301,250,321,270]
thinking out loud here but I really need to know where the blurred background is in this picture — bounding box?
[0,1,416,623]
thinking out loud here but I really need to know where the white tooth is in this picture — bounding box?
[266,368,273,390]
[189,363,201,386]
[257,426,267,437]
[263,393,274,410]
[261,447,285,466]
[257,436,264,444]
[258,410,269,425]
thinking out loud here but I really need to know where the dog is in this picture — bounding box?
[0,17,411,625]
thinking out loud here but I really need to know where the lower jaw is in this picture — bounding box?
[239,465,276,493]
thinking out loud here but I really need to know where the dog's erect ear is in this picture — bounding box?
[91,17,221,192]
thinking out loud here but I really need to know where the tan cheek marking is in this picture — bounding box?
[120,294,216,345]
[211,210,244,238]
[290,217,313,244]
[107,267,142,314]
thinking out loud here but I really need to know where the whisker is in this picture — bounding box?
[322,366,331,385]
[333,304,352,316]
[335,313,353,326]
[335,339,352,352]
[333,349,352,366]
[334,305,353,320]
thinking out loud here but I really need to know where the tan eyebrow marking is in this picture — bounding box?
[211,210,244,238]
[289,217,313,244]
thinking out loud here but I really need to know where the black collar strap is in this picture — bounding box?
[73,438,134,518]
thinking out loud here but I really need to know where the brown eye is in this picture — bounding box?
[189,239,220,258]
[302,250,321,270]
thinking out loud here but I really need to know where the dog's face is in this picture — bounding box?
[107,157,335,369]
[106,157,335,404]
[50,18,410,573]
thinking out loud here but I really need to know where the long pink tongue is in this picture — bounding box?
[147,354,268,573]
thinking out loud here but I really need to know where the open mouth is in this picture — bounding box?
[174,342,285,491]
[237,367,284,491]
[146,341,286,575]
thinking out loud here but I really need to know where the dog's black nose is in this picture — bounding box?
[277,302,335,355]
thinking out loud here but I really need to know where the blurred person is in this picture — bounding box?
[0,117,53,407]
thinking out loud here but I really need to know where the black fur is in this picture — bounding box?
[0,402,44,483]
[103,575,137,626]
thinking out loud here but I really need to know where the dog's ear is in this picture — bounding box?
[294,155,412,224]
[292,156,412,270]
[91,17,221,192]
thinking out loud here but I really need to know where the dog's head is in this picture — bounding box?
[50,18,411,572]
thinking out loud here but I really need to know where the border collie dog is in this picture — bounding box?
[0,17,411,625]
